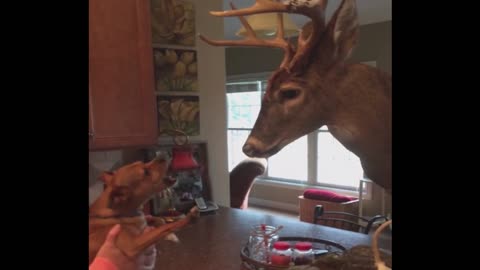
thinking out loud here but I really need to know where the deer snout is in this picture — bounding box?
[243,143,256,157]
[243,137,271,157]
[243,137,283,158]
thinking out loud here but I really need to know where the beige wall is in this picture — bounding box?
[249,184,304,212]
[89,0,230,207]
[192,0,229,206]
[248,181,391,217]
[225,21,392,217]
[226,47,283,76]
[349,21,392,74]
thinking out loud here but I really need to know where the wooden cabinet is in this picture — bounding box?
[89,0,158,150]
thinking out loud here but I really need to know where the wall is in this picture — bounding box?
[348,21,392,74]
[225,21,392,217]
[248,180,391,217]
[226,21,392,76]
[226,47,283,76]
[89,0,229,207]
[248,182,307,214]
[192,0,229,206]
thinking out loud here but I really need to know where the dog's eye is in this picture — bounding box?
[144,169,150,176]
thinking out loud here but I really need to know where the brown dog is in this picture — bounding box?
[89,155,199,264]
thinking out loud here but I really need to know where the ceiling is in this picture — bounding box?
[221,0,392,40]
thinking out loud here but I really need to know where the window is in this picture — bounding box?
[226,76,364,191]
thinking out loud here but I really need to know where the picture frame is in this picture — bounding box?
[153,48,199,93]
[150,0,196,46]
[157,95,200,137]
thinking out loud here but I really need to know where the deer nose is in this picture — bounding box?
[243,144,256,157]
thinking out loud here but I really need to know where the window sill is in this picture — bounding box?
[254,177,360,198]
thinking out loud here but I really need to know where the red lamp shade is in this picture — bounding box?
[170,146,199,172]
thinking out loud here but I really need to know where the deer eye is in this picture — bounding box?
[280,89,300,101]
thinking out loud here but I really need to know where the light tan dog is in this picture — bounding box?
[89,155,199,264]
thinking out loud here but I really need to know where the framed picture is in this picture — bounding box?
[157,95,200,136]
[150,0,196,46]
[154,48,198,92]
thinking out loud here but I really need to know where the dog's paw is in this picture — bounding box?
[164,232,179,243]
[188,206,200,218]
[145,215,167,227]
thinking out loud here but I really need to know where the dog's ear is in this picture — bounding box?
[99,171,114,186]
[109,186,132,207]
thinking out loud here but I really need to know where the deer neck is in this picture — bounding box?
[326,64,391,168]
[321,64,391,191]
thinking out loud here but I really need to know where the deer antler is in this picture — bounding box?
[199,0,327,72]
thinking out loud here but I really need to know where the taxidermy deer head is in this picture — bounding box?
[199,0,391,193]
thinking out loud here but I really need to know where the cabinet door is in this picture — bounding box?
[89,0,157,150]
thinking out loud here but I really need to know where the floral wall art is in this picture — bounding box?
[150,0,196,46]
[150,0,200,138]
[154,48,198,92]
[157,95,200,136]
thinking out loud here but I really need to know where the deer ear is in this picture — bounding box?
[327,0,359,62]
